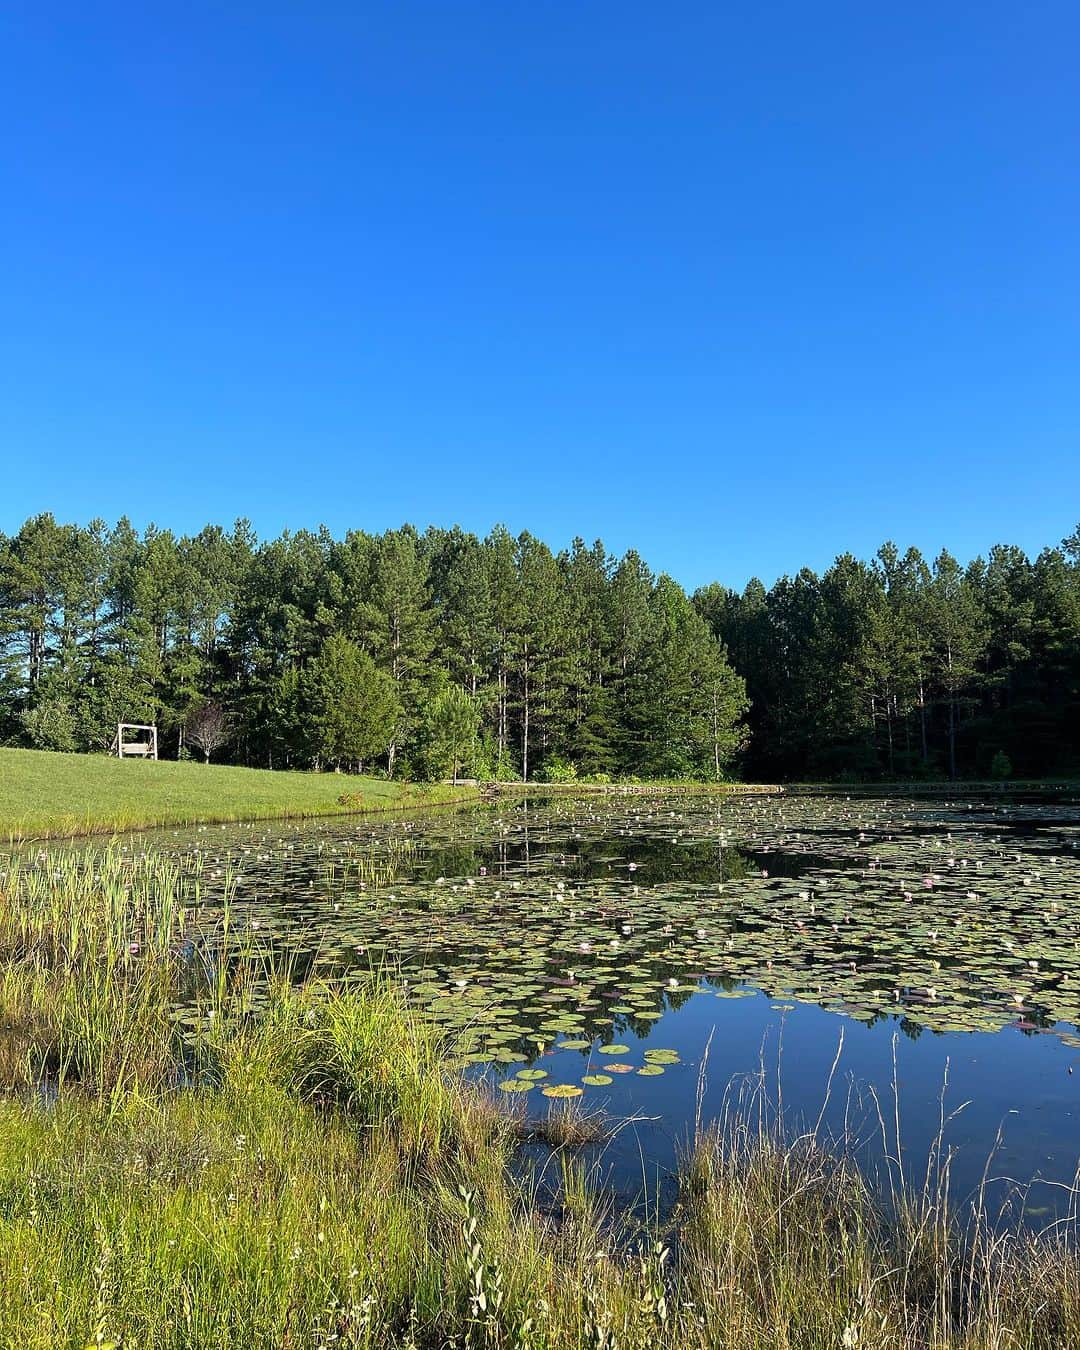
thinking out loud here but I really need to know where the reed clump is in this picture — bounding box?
[0,850,201,1091]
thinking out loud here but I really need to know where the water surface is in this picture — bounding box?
[113,789,1080,1214]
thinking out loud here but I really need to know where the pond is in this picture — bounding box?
[105,790,1080,1217]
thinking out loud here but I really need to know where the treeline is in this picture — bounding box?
[695,531,1080,781]
[6,514,1078,784]
[0,517,747,781]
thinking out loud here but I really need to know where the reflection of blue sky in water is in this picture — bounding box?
[516,985,1080,1222]
[95,788,1080,1216]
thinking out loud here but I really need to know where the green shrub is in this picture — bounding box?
[990,750,1013,780]
[535,755,578,783]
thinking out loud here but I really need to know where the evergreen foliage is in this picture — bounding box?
[0,516,746,780]
[697,530,1080,780]
[7,513,1075,780]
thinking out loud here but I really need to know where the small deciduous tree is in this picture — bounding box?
[185,700,232,763]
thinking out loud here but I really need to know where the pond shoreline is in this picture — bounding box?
[1,746,790,845]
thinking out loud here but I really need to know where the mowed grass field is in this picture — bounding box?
[0,747,473,841]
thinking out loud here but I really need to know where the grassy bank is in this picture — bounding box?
[0,747,479,842]
[2,851,1080,1345]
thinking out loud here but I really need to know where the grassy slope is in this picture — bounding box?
[0,746,472,841]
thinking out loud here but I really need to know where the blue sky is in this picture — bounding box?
[1,2,1077,590]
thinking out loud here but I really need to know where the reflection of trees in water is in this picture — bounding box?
[405,837,765,888]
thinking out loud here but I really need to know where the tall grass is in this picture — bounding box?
[0,849,203,1091]
[675,1114,1080,1347]
[3,848,1080,1346]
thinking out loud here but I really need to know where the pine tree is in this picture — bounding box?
[359,527,434,775]
[425,685,480,783]
[306,634,400,771]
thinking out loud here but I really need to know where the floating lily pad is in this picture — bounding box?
[643,1049,680,1065]
[582,1073,613,1086]
[597,1044,630,1056]
[542,1084,584,1098]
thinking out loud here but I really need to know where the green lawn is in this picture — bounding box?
[0,747,473,841]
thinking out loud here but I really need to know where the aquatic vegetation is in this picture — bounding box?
[37,788,1079,1101]
[10,786,1080,1130]
[0,849,208,1091]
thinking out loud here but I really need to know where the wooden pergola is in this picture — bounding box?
[110,723,159,760]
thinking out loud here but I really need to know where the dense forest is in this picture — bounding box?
[1,515,1078,782]
[698,530,1080,781]
[0,516,747,781]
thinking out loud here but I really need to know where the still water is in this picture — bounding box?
[123,789,1080,1215]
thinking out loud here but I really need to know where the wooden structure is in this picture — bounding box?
[111,723,159,760]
